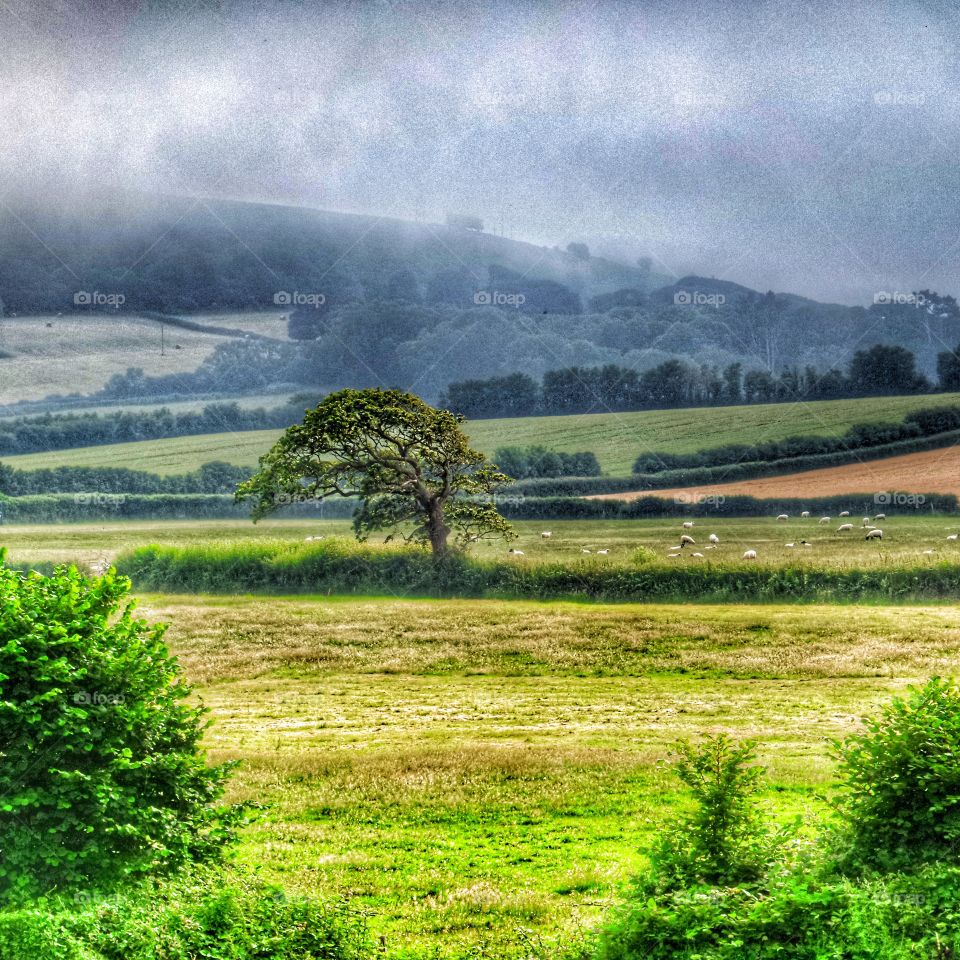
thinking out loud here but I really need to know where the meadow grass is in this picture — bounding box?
[138,592,957,958]
[4,516,960,572]
[8,392,960,475]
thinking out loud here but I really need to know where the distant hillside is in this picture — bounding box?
[0,192,670,315]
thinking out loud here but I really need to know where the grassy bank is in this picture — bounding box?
[116,536,960,603]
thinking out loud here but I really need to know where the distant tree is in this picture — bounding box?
[938,344,960,391]
[848,344,929,396]
[237,388,513,555]
[566,242,590,261]
[743,369,776,403]
[722,362,742,403]
[440,372,540,419]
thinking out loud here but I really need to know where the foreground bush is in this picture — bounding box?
[0,868,371,960]
[0,557,233,901]
[832,677,960,871]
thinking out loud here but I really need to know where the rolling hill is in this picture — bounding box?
[7,392,960,477]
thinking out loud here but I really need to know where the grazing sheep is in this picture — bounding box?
[691,552,705,558]
[839,511,850,517]
[801,511,810,518]
[541,531,552,539]
[508,548,525,556]
[948,534,959,542]
[785,542,796,548]
[669,545,683,552]
[776,514,789,521]
[862,517,871,526]
[596,549,610,555]
[682,521,695,529]
[837,523,854,532]
[819,517,831,524]
[865,528,883,540]
[679,534,695,546]
[708,533,720,543]
[874,513,886,520]
[581,548,592,553]
[742,549,757,560]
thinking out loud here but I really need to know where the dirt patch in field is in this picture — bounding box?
[593,444,960,501]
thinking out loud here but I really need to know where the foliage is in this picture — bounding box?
[831,677,960,872]
[0,868,371,960]
[493,445,601,478]
[0,558,233,902]
[237,388,513,554]
[646,736,790,891]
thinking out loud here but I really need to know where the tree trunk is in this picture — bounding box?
[426,500,451,555]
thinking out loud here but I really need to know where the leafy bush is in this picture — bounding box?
[0,558,233,902]
[0,868,372,960]
[493,445,601,478]
[647,736,791,892]
[831,677,960,871]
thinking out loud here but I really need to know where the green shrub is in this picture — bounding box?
[0,868,372,960]
[831,676,960,871]
[646,736,791,892]
[0,557,233,902]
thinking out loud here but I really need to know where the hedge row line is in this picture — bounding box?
[116,540,960,603]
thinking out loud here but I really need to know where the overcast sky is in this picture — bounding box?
[3,0,959,304]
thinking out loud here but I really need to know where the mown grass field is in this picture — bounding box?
[4,516,960,574]
[7,392,960,476]
[127,592,960,957]
[0,313,231,404]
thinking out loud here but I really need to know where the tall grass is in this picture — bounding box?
[116,538,960,603]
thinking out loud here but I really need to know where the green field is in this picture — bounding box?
[7,392,960,476]
[132,591,952,955]
[4,516,960,574]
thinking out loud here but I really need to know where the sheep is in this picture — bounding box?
[508,548,525,556]
[581,548,592,554]
[862,517,871,526]
[669,545,683,552]
[691,552,705,557]
[800,540,812,547]
[874,513,886,520]
[596,549,610,555]
[679,534,695,546]
[304,535,324,542]
[801,510,810,518]
[708,533,720,544]
[837,523,854,532]
[742,549,757,560]
[682,521,695,529]
[923,549,935,555]
[819,516,831,524]
[541,531,552,539]
[865,528,883,540]
[776,514,789,521]
[839,510,850,517]
[785,542,796,548]
[948,534,959,542]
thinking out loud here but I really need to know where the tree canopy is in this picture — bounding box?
[236,389,514,554]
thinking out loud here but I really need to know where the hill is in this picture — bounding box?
[6,392,960,477]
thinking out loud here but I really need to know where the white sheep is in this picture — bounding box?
[837,523,854,532]
[708,533,720,543]
[742,549,757,560]
[819,517,831,524]
[801,511,810,518]
[874,513,886,520]
[948,534,959,541]
[839,510,850,517]
[865,528,883,540]
[862,517,871,526]
[596,549,610,555]
[680,534,695,546]
[691,552,705,557]
[581,548,592,553]
[508,548,525,556]
[682,521,695,529]
[785,542,795,548]
[923,549,935,555]
[776,514,789,521]
[541,531,552,539]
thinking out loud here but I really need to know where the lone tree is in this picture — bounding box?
[236,388,514,555]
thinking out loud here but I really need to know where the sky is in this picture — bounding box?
[2,0,959,304]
